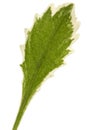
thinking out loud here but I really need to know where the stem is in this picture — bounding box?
[12,93,30,130]
[12,87,36,129]
[12,102,25,130]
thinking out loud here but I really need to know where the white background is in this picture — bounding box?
[0,0,87,130]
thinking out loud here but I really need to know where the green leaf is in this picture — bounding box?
[13,3,76,130]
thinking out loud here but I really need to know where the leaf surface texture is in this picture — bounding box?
[13,4,75,130]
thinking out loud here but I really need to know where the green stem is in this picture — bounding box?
[12,102,25,130]
[12,89,34,130]
[12,93,30,130]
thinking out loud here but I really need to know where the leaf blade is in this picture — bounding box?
[13,3,76,130]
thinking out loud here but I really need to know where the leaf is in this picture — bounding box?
[13,3,76,130]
